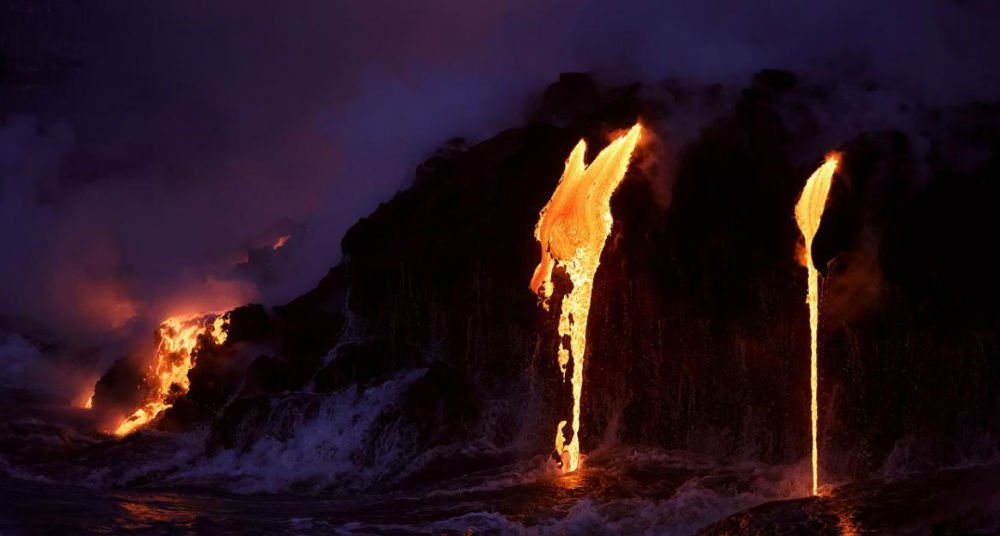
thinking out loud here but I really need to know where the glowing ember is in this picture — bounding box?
[272,234,291,250]
[531,123,643,472]
[794,152,839,495]
[111,313,228,436]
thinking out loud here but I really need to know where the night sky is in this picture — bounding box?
[2,0,999,357]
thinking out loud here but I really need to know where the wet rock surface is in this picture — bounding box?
[700,465,1000,535]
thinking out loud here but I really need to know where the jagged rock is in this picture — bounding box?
[159,337,243,431]
[414,137,467,184]
[241,355,293,396]
[207,394,324,452]
[534,72,602,124]
[313,341,396,393]
[355,362,482,480]
[225,304,273,343]
[207,395,273,451]
[275,309,345,389]
[399,361,480,442]
[89,355,147,412]
[270,263,348,391]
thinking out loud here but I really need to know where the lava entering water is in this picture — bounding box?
[794,153,839,495]
[110,313,228,436]
[531,124,642,472]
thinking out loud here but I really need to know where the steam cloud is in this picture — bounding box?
[1,0,998,380]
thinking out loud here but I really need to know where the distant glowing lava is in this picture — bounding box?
[794,152,839,495]
[109,313,228,436]
[272,234,291,250]
[531,123,642,472]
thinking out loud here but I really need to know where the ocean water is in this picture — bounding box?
[0,362,997,535]
[0,447,802,535]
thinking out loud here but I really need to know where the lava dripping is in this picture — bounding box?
[531,123,642,472]
[794,153,839,495]
[108,313,228,436]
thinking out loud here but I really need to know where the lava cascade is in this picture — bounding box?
[794,153,839,495]
[531,123,642,472]
[110,313,228,436]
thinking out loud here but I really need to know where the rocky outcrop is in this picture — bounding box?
[90,72,1000,485]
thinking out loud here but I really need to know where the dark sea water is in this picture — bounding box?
[0,447,766,534]
[3,446,999,535]
[1,385,997,535]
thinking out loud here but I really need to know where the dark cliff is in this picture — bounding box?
[95,71,1000,485]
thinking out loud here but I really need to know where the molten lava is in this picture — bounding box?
[272,234,291,250]
[794,153,839,495]
[111,313,228,436]
[531,123,643,472]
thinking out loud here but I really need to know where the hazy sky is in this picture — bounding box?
[2,0,998,345]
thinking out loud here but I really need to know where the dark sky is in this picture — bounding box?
[1,0,998,346]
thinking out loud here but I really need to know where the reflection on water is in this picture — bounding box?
[0,448,781,535]
[116,494,201,532]
[833,505,861,536]
[1,452,998,534]
[554,466,586,490]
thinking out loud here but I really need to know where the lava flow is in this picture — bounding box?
[110,313,228,436]
[794,153,839,495]
[272,234,291,250]
[531,123,642,472]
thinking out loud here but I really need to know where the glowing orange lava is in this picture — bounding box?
[272,235,291,250]
[531,123,642,472]
[111,313,228,436]
[794,152,839,495]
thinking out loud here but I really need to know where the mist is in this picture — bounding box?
[2,0,997,353]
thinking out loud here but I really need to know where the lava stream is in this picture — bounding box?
[109,313,228,436]
[531,123,642,472]
[794,153,839,495]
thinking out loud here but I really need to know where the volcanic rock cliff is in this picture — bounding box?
[95,71,1000,486]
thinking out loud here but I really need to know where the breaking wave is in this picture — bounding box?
[176,369,427,493]
[79,369,426,493]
